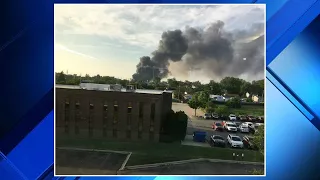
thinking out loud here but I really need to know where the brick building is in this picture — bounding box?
[56,85,172,142]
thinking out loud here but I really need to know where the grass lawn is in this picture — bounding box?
[216,105,264,116]
[56,137,264,166]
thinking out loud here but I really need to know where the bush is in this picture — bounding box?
[215,105,229,117]
[226,97,241,108]
[160,110,188,143]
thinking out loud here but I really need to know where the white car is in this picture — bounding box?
[242,122,254,128]
[238,124,249,133]
[224,122,238,132]
[227,134,244,148]
[229,114,237,121]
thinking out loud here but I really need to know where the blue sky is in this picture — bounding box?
[55,4,265,82]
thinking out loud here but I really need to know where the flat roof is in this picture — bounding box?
[55,84,173,95]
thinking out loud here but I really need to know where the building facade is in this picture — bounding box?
[56,87,172,142]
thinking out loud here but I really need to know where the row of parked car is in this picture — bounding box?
[212,121,264,134]
[209,134,258,150]
[203,113,264,122]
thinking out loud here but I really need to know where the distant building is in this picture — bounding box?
[56,84,172,142]
[252,95,263,103]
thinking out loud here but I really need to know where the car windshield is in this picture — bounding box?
[213,136,224,140]
[231,137,241,141]
[215,123,222,126]
[205,114,210,116]
[227,124,236,127]
[230,115,235,117]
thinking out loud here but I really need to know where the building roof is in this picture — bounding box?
[56,84,173,95]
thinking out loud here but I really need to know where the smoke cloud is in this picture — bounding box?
[132,20,264,82]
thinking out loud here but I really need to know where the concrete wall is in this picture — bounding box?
[56,88,171,142]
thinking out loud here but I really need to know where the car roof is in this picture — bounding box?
[212,135,223,138]
[229,134,240,138]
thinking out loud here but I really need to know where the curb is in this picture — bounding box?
[119,152,132,171]
[122,158,264,171]
[56,147,131,155]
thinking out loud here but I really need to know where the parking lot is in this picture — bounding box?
[173,103,259,149]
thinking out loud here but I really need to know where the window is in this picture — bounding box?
[89,103,94,110]
[114,101,118,112]
[149,132,154,140]
[103,102,108,126]
[103,103,108,111]
[103,125,107,137]
[113,129,117,138]
[64,100,70,134]
[139,102,144,118]
[150,103,155,120]
[127,102,132,114]
[127,115,131,125]
[126,130,131,138]
[138,131,142,139]
[150,126,154,132]
[74,101,80,135]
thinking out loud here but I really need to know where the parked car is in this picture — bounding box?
[203,113,212,119]
[247,115,256,121]
[238,115,247,121]
[238,123,250,133]
[257,116,264,122]
[229,114,237,121]
[212,113,219,119]
[210,135,226,147]
[224,122,238,132]
[193,131,207,142]
[242,136,258,150]
[227,134,244,148]
[212,122,224,131]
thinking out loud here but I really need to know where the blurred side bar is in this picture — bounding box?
[0,151,27,180]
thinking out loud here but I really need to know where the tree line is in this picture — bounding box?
[56,71,264,98]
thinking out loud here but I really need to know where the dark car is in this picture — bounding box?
[210,135,226,147]
[238,115,247,121]
[212,122,224,131]
[242,136,258,150]
[247,115,256,122]
[212,113,219,119]
[257,116,264,122]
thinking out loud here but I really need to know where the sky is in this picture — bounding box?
[55,4,265,82]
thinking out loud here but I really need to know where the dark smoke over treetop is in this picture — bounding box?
[132,20,264,82]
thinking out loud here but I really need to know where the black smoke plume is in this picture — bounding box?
[132,20,264,82]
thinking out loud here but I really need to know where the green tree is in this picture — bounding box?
[215,105,229,117]
[208,80,223,95]
[206,101,216,113]
[226,97,241,108]
[56,71,66,84]
[220,77,244,95]
[197,91,210,108]
[161,110,188,142]
[253,125,264,156]
[188,96,202,116]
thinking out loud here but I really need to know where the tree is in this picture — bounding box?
[220,77,244,95]
[161,110,188,142]
[197,91,210,108]
[215,105,229,117]
[208,80,223,95]
[206,101,216,113]
[188,96,202,116]
[56,71,66,84]
[226,97,241,108]
[253,125,264,156]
